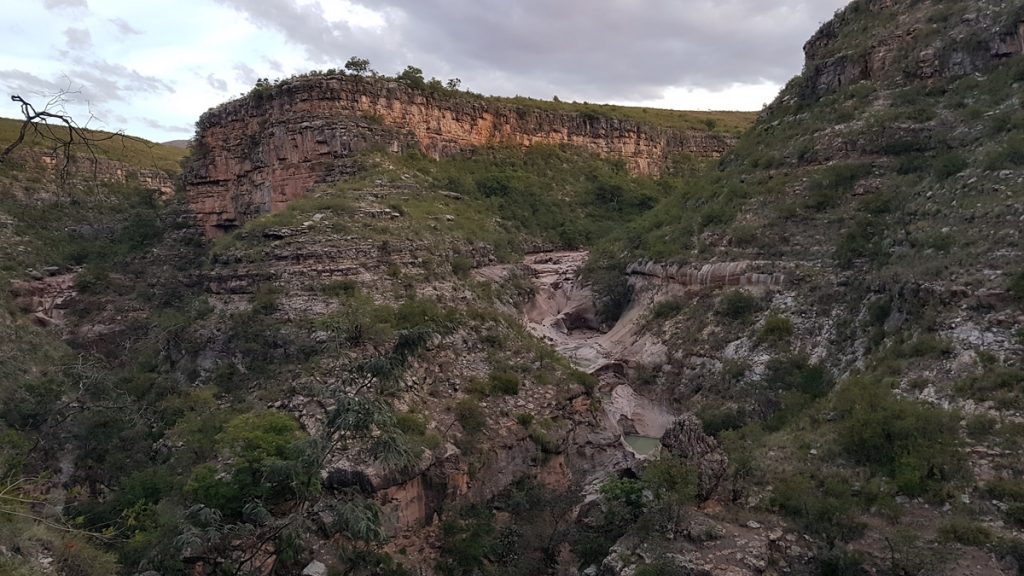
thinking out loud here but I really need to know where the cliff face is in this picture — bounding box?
[185,76,738,235]
[798,0,1024,99]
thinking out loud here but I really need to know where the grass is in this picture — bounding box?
[488,95,757,135]
[0,117,186,173]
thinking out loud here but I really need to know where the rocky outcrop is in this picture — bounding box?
[8,270,78,327]
[185,75,738,236]
[798,0,1024,99]
[660,414,730,501]
[10,149,177,199]
[627,260,787,290]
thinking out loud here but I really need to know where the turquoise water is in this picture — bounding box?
[623,435,661,456]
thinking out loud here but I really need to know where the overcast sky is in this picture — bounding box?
[0,0,850,142]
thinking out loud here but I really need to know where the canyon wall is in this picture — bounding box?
[185,75,738,236]
[798,0,1024,99]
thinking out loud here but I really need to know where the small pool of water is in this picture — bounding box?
[623,435,661,456]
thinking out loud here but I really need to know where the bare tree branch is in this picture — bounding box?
[0,87,146,188]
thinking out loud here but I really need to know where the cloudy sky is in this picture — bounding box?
[0,0,850,142]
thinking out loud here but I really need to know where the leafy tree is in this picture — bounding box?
[396,65,426,89]
[445,78,462,91]
[345,56,371,76]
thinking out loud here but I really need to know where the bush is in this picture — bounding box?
[758,314,794,345]
[957,365,1024,408]
[1009,271,1024,302]
[835,216,885,267]
[487,371,520,396]
[570,370,599,396]
[938,518,994,547]
[454,398,486,434]
[983,135,1024,170]
[932,151,968,179]
[764,354,834,398]
[599,477,647,528]
[805,163,873,211]
[715,290,760,320]
[648,298,685,322]
[395,412,428,436]
[771,473,865,541]
[185,411,316,516]
[817,547,866,576]
[833,378,963,496]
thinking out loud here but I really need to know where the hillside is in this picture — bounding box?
[1,1,1024,576]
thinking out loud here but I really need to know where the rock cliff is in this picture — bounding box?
[797,0,1024,100]
[184,75,738,235]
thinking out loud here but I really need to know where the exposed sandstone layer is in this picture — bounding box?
[185,75,738,236]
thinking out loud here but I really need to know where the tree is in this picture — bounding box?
[445,78,462,91]
[396,65,426,89]
[0,88,136,185]
[345,56,371,76]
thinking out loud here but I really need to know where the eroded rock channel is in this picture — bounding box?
[520,251,675,458]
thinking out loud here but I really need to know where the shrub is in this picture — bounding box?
[570,370,599,396]
[938,518,994,547]
[771,473,865,541]
[1009,271,1024,302]
[599,477,647,528]
[185,411,315,516]
[527,428,560,453]
[648,298,685,322]
[320,279,359,298]
[865,297,892,327]
[932,152,968,179]
[957,365,1024,408]
[758,314,794,345]
[805,163,873,211]
[983,135,1024,170]
[835,217,885,267]
[395,412,428,436]
[450,257,473,278]
[454,398,486,434]
[816,547,866,576]
[764,354,834,398]
[515,413,534,428]
[833,378,963,496]
[698,406,746,437]
[715,290,759,320]
[641,456,698,506]
[251,284,280,314]
[487,371,520,396]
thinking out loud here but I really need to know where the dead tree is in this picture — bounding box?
[0,88,137,185]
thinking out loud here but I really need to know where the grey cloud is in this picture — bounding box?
[264,57,285,74]
[43,0,89,10]
[0,70,69,98]
[64,27,93,51]
[2,53,173,118]
[206,74,228,91]
[139,117,193,135]
[109,18,142,36]
[217,0,850,103]
[233,63,259,85]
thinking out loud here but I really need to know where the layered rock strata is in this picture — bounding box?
[185,75,738,236]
